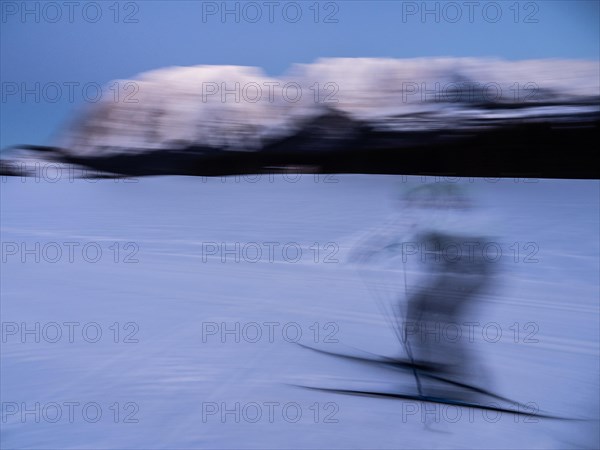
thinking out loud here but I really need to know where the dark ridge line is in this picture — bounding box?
[2,114,599,180]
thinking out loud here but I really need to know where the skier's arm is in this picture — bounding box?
[348,220,413,264]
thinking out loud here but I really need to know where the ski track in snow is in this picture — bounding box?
[1,175,598,449]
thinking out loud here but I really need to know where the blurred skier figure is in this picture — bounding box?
[352,183,496,400]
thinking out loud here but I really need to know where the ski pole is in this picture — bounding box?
[401,259,423,397]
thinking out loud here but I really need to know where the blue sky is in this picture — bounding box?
[1,0,598,149]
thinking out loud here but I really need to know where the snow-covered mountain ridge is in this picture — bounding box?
[56,58,600,156]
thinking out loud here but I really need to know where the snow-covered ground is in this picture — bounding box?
[1,174,598,449]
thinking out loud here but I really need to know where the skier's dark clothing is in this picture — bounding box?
[402,231,494,395]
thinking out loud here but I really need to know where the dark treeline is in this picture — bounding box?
[3,111,599,180]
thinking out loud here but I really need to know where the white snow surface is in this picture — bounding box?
[1,175,599,449]
[56,58,600,155]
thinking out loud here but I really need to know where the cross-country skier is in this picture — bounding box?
[351,183,497,401]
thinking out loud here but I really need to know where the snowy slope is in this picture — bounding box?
[1,175,598,449]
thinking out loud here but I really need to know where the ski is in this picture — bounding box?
[296,342,430,370]
[296,343,524,405]
[292,385,572,420]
